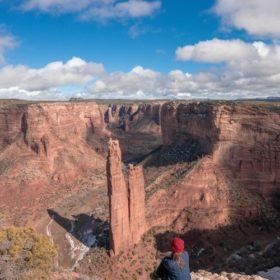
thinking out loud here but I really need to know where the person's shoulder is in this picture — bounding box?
[182,251,190,260]
[162,256,175,268]
[162,256,172,263]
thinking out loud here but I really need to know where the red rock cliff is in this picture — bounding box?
[0,102,106,161]
[161,102,280,195]
[0,102,108,224]
[146,102,280,231]
[102,103,162,133]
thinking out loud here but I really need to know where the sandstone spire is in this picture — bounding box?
[107,139,146,256]
[107,139,130,256]
[128,164,146,245]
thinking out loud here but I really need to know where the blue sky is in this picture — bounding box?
[2,1,218,72]
[0,0,280,100]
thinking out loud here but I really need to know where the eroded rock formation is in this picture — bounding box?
[107,139,146,256]
[146,102,280,231]
[0,102,110,225]
[0,100,162,226]
[128,164,146,245]
[107,139,130,256]
[103,103,162,133]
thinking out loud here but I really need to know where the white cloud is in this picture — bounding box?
[86,39,280,99]
[0,57,104,99]
[174,39,280,98]
[1,41,280,100]
[0,35,17,63]
[214,0,280,38]
[87,66,164,98]
[176,39,257,63]
[21,0,92,13]
[21,0,162,21]
[176,39,280,72]
[115,0,161,18]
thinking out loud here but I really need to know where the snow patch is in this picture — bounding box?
[65,222,97,270]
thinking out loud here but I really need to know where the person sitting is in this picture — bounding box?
[153,237,191,280]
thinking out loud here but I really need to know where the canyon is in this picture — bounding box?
[0,99,279,279]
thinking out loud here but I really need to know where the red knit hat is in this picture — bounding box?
[171,237,185,253]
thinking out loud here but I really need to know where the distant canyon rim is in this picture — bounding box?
[0,99,279,279]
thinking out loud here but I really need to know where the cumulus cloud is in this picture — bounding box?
[214,0,280,38]
[87,65,280,100]
[0,57,104,99]
[88,66,164,98]
[174,39,280,98]
[86,39,280,99]
[176,39,257,63]
[21,0,161,20]
[0,35,17,63]
[176,39,280,76]
[0,57,104,91]
[1,40,280,100]
[0,62,218,100]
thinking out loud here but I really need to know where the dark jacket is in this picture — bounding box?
[156,251,191,280]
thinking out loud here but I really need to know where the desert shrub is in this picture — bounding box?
[0,227,57,279]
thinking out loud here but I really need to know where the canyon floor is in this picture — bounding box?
[0,99,279,279]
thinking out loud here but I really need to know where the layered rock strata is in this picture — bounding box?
[0,102,110,224]
[107,139,146,256]
[146,102,280,231]
[103,103,162,133]
[0,100,162,225]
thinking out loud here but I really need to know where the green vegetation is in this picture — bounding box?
[0,227,57,279]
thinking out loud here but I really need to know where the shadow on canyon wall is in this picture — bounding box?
[47,209,109,249]
[86,126,109,156]
[145,103,220,168]
[143,140,204,168]
[85,118,163,164]
[272,190,280,211]
[124,145,162,165]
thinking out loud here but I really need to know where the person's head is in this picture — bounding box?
[171,237,186,266]
[171,237,185,254]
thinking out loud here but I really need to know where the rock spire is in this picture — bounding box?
[107,139,146,256]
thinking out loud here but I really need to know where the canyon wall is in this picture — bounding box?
[161,102,219,153]
[107,139,146,256]
[100,102,163,162]
[146,102,280,231]
[103,103,162,133]
[161,102,280,195]
[0,102,105,150]
[0,102,110,225]
[0,102,107,181]
[0,101,162,160]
